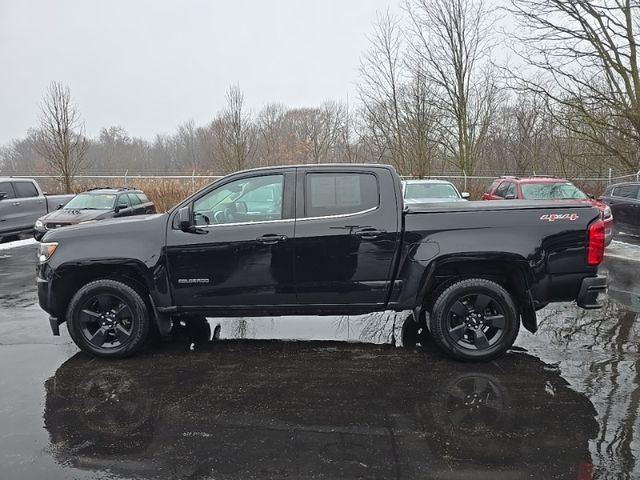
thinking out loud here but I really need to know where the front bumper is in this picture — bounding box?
[577,275,607,309]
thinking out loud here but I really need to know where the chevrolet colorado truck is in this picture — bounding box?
[37,164,607,361]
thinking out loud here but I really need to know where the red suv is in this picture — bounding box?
[482,176,613,245]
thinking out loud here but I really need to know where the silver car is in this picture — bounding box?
[402,179,470,205]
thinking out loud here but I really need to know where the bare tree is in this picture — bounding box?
[216,85,255,172]
[32,82,89,192]
[508,0,640,173]
[359,11,408,171]
[405,0,498,175]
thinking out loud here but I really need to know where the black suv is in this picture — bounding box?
[34,187,156,241]
[601,182,640,236]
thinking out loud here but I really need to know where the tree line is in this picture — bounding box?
[1,0,639,192]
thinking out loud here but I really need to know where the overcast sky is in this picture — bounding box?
[0,0,400,144]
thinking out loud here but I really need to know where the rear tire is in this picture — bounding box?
[66,279,150,358]
[429,278,519,362]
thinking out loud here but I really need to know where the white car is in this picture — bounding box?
[402,179,470,205]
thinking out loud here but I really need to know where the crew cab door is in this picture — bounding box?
[11,180,46,230]
[293,167,401,309]
[166,170,296,309]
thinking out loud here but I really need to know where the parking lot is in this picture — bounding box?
[0,236,638,479]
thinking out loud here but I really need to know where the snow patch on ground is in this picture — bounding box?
[0,238,37,251]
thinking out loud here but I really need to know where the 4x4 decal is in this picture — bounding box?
[540,213,579,222]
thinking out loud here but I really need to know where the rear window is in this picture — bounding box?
[612,184,640,199]
[305,173,378,217]
[520,182,587,200]
[404,183,460,200]
[13,181,38,198]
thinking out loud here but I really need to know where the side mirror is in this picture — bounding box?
[505,194,516,200]
[178,206,192,231]
[0,192,6,201]
[57,203,64,210]
[587,193,595,199]
[115,203,128,213]
[461,192,470,199]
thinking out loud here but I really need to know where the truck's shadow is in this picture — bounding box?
[44,339,598,479]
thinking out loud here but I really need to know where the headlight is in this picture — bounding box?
[35,220,44,229]
[38,242,58,263]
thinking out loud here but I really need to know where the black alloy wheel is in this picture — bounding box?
[78,294,135,349]
[67,279,150,358]
[429,278,519,362]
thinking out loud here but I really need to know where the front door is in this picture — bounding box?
[166,170,296,311]
[293,168,401,310]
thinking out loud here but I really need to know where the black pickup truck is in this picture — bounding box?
[37,164,607,361]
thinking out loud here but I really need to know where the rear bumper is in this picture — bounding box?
[577,275,607,309]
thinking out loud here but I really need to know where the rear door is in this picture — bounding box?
[11,181,46,229]
[0,182,18,233]
[127,193,146,215]
[293,167,401,309]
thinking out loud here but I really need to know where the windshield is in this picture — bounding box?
[63,193,116,210]
[404,183,460,199]
[520,183,587,200]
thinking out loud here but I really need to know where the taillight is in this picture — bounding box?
[587,220,605,266]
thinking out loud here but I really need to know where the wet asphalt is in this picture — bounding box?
[0,237,639,479]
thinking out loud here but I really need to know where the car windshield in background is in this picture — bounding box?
[405,183,460,199]
[520,183,587,200]
[63,193,116,210]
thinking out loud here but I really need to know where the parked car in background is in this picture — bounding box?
[34,187,155,241]
[601,182,640,237]
[481,176,614,245]
[402,179,469,204]
[0,177,74,241]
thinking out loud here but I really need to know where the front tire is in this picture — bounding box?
[66,279,150,358]
[429,278,519,362]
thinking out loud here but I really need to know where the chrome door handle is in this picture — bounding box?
[12,202,20,206]
[256,234,288,245]
[355,228,385,239]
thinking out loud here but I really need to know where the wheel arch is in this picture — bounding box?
[51,260,167,333]
[412,254,539,333]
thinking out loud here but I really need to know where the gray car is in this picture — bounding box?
[601,181,640,236]
[402,179,470,205]
[0,178,74,240]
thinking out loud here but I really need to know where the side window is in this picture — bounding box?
[137,193,150,204]
[117,194,131,208]
[614,184,640,199]
[305,173,378,217]
[128,193,142,206]
[494,181,509,198]
[193,174,284,225]
[13,181,39,198]
[504,182,517,198]
[0,182,16,199]
[487,180,501,195]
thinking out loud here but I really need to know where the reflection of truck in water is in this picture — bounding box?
[44,343,598,479]
[0,177,73,240]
